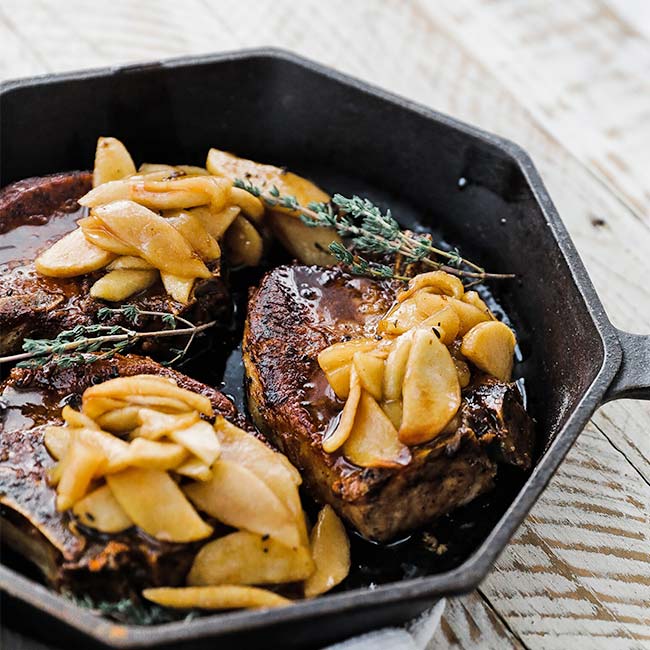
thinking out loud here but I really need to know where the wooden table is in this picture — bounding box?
[1,1,649,648]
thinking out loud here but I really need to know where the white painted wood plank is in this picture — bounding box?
[428,0,650,221]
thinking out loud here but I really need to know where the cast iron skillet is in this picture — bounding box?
[1,49,649,650]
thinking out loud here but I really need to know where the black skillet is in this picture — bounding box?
[1,49,648,650]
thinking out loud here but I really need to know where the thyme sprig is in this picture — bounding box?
[234,179,513,282]
[0,306,215,369]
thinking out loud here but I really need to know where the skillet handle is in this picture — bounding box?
[603,330,650,403]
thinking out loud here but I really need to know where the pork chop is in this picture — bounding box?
[0,172,230,356]
[0,354,243,600]
[243,265,534,542]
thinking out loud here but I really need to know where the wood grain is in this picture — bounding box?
[0,1,648,648]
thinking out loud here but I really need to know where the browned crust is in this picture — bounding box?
[0,172,230,355]
[0,354,240,598]
[243,265,533,542]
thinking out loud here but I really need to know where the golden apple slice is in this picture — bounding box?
[191,205,240,240]
[397,271,465,301]
[134,409,200,440]
[377,298,423,335]
[322,367,361,453]
[82,396,127,419]
[381,400,403,430]
[419,305,460,345]
[72,484,133,533]
[417,292,491,336]
[318,338,378,374]
[107,256,155,271]
[127,438,188,470]
[214,417,305,541]
[224,215,264,267]
[96,406,142,433]
[83,375,213,416]
[167,212,221,261]
[45,426,131,474]
[174,457,213,481]
[176,165,210,176]
[342,391,410,468]
[382,332,412,401]
[160,273,195,304]
[230,187,265,223]
[353,351,385,401]
[93,137,136,187]
[143,585,291,610]
[90,201,212,279]
[35,228,116,278]
[323,363,352,399]
[304,505,350,598]
[90,269,158,302]
[460,320,516,382]
[56,438,106,511]
[188,531,314,587]
[399,329,461,445]
[61,406,99,430]
[107,467,212,542]
[78,216,139,256]
[462,290,494,318]
[169,421,221,467]
[184,460,299,549]
[454,357,471,388]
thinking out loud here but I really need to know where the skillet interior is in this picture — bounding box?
[0,51,609,648]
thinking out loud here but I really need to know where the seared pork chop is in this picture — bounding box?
[0,172,230,355]
[243,265,534,542]
[0,354,243,600]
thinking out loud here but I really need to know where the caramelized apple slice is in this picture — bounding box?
[56,438,106,511]
[399,329,461,445]
[127,438,188,470]
[304,505,350,598]
[96,406,142,433]
[322,367,361,453]
[229,187,265,223]
[89,201,212,279]
[72,484,133,533]
[419,305,460,345]
[107,467,212,542]
[107,255,155,270]
[61,406,99,430]
[353,351,385,401]
[397,271,465,301]
[134,409,200,440]
[416,292,491,336]
[93,137,136,187]
[90,269,158,302]
[174,457,212,481]
[224,215,264,267]
[143,585,291,610]
[78,216,139,256]
[45,426,130,474]
[188,531,314,587]
[461,320,516,382]
[167,212,221,261]
[160,273,195,304]
[382,332,412,401]
[190,205,240,240]
[35,228,116,278]
[323,364,352,399]
[381,400,403,430]
[185,460,299,549]
[169,421,221,467]
[318,338,378,374]
[377,298,423,335]
[462,290,494,318]
[343,391,410,468]
[84,375,213,416]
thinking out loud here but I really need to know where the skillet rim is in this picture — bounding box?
[0,47,623,647]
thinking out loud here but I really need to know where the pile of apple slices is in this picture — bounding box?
[35,137,339,305]
[319,271,517,466]
[44,374,350,609]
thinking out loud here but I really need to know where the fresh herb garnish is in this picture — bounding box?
[0,306,215,369]
[233,179,514,283]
